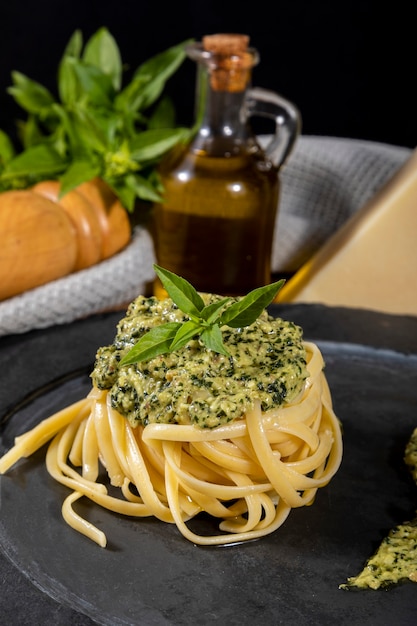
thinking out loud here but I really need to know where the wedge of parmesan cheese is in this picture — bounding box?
[278,148,417,315]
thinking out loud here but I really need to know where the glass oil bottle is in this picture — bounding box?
[153,34,300,297]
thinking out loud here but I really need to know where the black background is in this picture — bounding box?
[0,0,415,149]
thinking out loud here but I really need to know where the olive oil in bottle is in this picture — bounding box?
[153,34,300,297]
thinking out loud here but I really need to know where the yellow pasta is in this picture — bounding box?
[0,341,343,547]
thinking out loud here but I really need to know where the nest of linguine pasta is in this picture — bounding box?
[0,300,343,546]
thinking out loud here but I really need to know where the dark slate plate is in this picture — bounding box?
[1,305,417,626]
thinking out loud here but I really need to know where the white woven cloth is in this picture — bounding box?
[0,135,412,336]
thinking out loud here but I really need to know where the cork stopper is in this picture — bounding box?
[202,33,254,92]
[202,34,250,56]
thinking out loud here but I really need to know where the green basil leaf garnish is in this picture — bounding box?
[119,322,182,366]
[200,324,229,356]
[199,298,231,324]
[119,265,286,366]
[154,265,205,319]
[169,320,202,353]
[218,280,285,328]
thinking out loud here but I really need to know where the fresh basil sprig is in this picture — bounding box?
[0,28,192,208]
[119,265,285,366]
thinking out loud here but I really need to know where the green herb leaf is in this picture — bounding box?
[218,279,285,328]
[199,298,231,324]
[154,265,205,318]
[131,40,192,111]
[147,96,176,130]
[82,27,122,91]
[58,56,79,106]
[65,107,109,153]
[112,173,162,209]
[0,130,16,163]
[119,322,182,366]
[200,324,229,356]
[59,160,101,197]
[8,71,55,115]
[109,178,137,212]
[61,29,83,60]
[71,62,114,108]
[169,320,202,352]
[114,74,152,116]
[130,128,188,163]
[1,144,66,182]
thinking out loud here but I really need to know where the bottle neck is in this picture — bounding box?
[189,51,256,157]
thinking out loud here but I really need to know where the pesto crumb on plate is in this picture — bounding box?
[340,428,417,590]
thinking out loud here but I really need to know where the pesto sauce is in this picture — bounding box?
[340,428,417,590]
[91,295,308,429]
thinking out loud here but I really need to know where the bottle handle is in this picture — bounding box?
[245,87,301,169]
